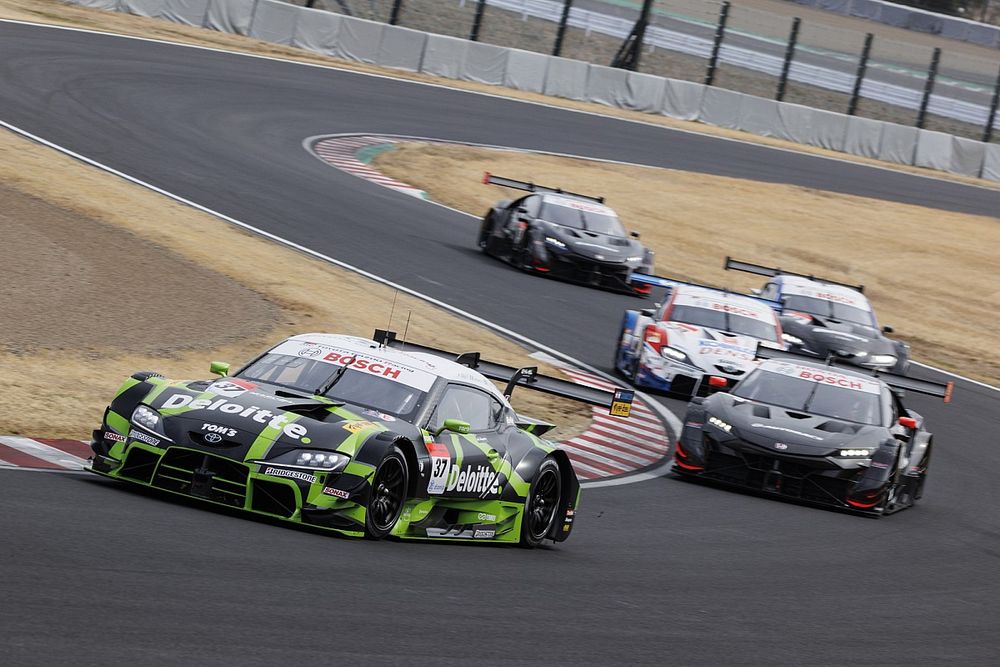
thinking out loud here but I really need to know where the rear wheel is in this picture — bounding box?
[477,213,493,253]
[364,446,408,539]
[520,458,562,548]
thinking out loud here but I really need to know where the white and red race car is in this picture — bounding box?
[614,276,785,396]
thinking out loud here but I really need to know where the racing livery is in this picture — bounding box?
[477,172,654,293]
[674,353,952,515]
[725,257,910,374]
[89,330,632,547]
[614,276,785,395]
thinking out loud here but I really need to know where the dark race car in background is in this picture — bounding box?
[477,172,654,294]
[615,275,785,396]
[725,257,910,374]
[89,330,635,547]
[674,351,952,515]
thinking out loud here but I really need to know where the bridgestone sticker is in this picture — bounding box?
[262,466,316,484]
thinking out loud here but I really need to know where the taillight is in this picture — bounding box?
[644,325,666,353]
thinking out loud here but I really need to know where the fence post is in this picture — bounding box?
[982,62,1000,143]
[611,0,654,71]
[469,0,487,42]
[847,32,873,116]
[389,0,404,25]
[553,0,574,57]
[916,47,941,129]
[776,17,800,102]
[704,1,730,86]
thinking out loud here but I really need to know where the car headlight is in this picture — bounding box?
[708,416,733,433]
[294,451,349,470]
[625,255,644,262]
[661,346,687,361]
[131,405,161,431]
[544,236,567,249]
[839,449,872,458]
[782,333,804,346]
[868,354,897,365]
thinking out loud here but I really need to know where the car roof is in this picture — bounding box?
[670,285,777,324]
[281,334,507,400]
[777,275,871,310]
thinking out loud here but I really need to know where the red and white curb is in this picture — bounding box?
[532,354,670,481]
[0,436,91,472]
[311,136,429,199]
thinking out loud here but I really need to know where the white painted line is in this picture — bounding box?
[0,119,680,488]
[0,437,88,469]
[566,438,658,466]
[911,361,999,392]
[3,18,996,193]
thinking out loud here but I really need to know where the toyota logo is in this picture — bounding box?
[204,432,223,444]
[298,347,322,358]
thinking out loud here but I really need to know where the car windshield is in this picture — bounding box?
[732,369,882,425]
[783,295,875,327]
[539,202,625,236]
[669,305,779,343]
[238,353,427,420]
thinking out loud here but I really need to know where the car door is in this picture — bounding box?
[424,384,509,500]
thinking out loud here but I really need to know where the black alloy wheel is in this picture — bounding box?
[365,446,408,539]
[520,459,561,548]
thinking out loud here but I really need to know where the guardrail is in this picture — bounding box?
[66,0,1000,181]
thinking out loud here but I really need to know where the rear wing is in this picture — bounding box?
[724,256,865,293]
[753,345,953,403]
[373,330,634,416]
[628,273,783,311]
[482,172,605,204]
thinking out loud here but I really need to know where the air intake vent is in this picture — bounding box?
[816,421,860,434]
[752,405,771,418]
[785,411,812,419]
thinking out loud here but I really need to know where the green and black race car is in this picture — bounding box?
[89,330,633,547]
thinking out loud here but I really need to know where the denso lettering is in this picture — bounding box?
[160,394,308,440]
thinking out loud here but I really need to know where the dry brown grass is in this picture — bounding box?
[373,142,1000,384]
[0,129,592,439]
[0,0,996,190]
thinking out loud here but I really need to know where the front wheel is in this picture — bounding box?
[364,445,408,539]
[520,458,562,548]
[477,213,494,254]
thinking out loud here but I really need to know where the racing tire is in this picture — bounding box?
[477,213,494,254]
[614,325,636,380]
[876,449,904,515]
[519,458,562,548]
[364,445,408,539]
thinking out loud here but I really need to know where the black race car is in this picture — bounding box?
[674,351,952,515]
[725,257,910,374]
[477,173,654,294]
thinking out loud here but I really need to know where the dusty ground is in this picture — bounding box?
[0,129,593,439]
[0,0,997,187]
[374,142,1000,384]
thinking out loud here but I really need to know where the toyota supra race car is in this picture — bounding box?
[614,275,785,395]
[89,330,634,547]
[673,352,952,515]
[477,172,654,293]
[725,257,910,374]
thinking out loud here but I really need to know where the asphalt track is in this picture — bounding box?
[1,20,999,665]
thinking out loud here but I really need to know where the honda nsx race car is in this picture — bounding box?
[89,330,634,547]
[725,257,910,374]
[477,172,654,293]
[614,275,785,395]
[674,352,952,514]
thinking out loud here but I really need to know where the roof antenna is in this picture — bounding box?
[400,310,412,350]
[383,290,399,348]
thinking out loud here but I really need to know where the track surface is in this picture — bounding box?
[1,21,998,665]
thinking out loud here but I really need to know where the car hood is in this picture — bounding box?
[543,223,643,263]
[143,378,415,461]
[662,322,761,378]
[783,315,895,356]
[707,393,889,456]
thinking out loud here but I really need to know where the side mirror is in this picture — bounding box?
[898,416,917,429]
[882,325,894,333]
[210,361,230,377]
[640,308,655,317]
[630,231,641,239]
[434,418,471,437]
